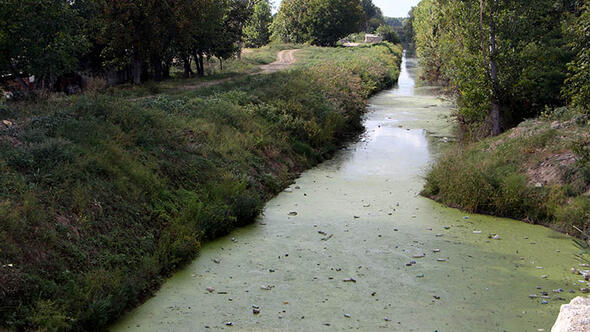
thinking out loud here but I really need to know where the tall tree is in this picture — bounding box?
[414,0,574,137]
[361,0,385,32]
[563,1,590,109]
[100,0,154,84]
[273,0,364,46]
[0,0,88,92]
[244,0,273,48]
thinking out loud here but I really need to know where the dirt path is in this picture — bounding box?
[130,50,298,101]
[259,49,298,73]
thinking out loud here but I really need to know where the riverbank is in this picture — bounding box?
[423,106,590,242]
[0,43,402,331]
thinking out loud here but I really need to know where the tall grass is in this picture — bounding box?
[0,43,401,331]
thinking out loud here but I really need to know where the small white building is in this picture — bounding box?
[364,34,383,43]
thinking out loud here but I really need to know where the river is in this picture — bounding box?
[112,55,581,331]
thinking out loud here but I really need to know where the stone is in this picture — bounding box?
[413,253,426,258]
[288,212,298,216]
[206,287,215,293]
[493,235,501,240]
[473,231,482,234]
[225,322,233,326]
[213,258,221,264]
[433,249,441,253]
[344,314,351,318]
[343,278,357,283]
[551,296,590,332]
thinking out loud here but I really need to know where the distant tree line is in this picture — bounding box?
[0,0,276,90]
[272,0,401,46]
[0,0,396,92]
[411,0,589,137]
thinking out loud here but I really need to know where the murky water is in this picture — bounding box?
[112,56,583,331]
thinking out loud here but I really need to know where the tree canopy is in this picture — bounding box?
[272,0,365,46]
[412,0,580,136]
[244,0,273,48]
[0,0,256,88]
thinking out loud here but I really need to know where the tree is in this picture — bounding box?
[376,24,400,44]
[100,0,154,84]
[272,0,364,46]
[413,0,574,137]
[244,0,273,48]
[0,0,88,92]
[563,1,590,109]
[361,0,385,32]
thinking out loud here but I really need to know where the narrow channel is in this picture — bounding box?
[112,55,579,331]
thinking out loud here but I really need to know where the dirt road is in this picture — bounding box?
[259,49,298,73]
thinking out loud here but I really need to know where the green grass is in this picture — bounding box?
[423,107,590,237]
[0,43,402,331]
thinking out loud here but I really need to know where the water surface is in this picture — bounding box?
[112,56,581,331]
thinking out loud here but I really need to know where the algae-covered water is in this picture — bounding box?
[111,56,584,331]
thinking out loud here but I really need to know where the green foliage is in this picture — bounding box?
[413,0,575,136]
[0,44,401,331]
[244,0,273,48]
[361,0,385,32]
[272,0,365,46]
[376,25,401,44]
[0,0,88,90]
[563,1,590,110]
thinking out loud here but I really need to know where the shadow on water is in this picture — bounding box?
[111,54,581,332]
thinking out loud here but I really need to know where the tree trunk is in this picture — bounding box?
[163,59,171,80]
[219,58,223,71]
[488,0,501,136]
[9,62,30,92]
[132,53,142,85]
[193,52,205,77]
[153,56,163,82]
[183,56,193,78]
[479,0,501,136]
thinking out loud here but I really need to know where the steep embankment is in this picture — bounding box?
[0,43,401,331]
[423,108,590,238]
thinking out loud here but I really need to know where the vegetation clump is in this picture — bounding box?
[423,106,590,236]
[0,43,401,331]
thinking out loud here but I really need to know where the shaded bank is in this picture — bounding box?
[0,44,401,331]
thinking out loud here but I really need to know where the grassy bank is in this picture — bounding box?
[0,43,401,331]
[423,106,590,239]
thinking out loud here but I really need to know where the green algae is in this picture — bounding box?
[111,56,583,332]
